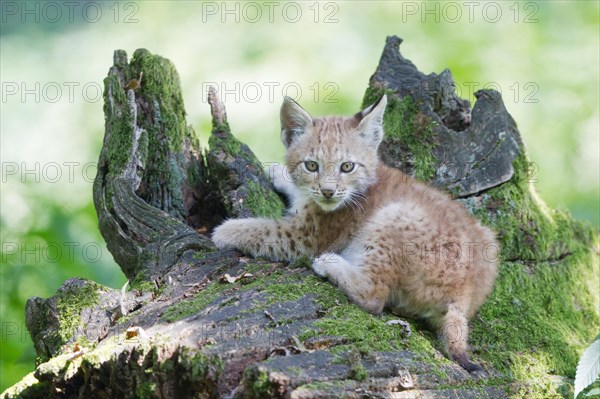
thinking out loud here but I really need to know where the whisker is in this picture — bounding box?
[344,193,365,213]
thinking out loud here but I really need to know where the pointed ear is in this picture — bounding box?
[356,94,387,148]
[280,96,313,148]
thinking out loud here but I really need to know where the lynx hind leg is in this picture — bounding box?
[440,304,484,373]
[313,253,388,314]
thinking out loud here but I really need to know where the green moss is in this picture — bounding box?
[250,368,270,398]
[82,340,222,395]
[119,49,198,219]
[348,350,367,381]
[455,145,600,396]
[359,84,596,397]
[207,126,285,218]
[300,302,425,354]
[289,273,444,365]
[135,381,157,399]
[473,152,595,262]
[350,364,367,381]
[103,73,133,176]
[134,280,156,295]
[176,348,223,384]
[160,281,235,323]
[130,272,152,291]
[460,149,599,396]
[192,247,217,258]
[237,265,345,309]
[130,272,163,297]
[507,353,564,399]
[268,275,336,305]
[289,255,312,269]
[160,262,284,323]
[97,48,202,234]
[129,49,187,155]
[471,249,599,379]
[296,380,347,391]
[240,366,282,398]
[58,340,221,398]
[159,262,304,322]
[233,263,446,366]
[208,127,241,157]
[362,86,438,181]
[186,128,202,188]
[54,281,103,351]
[243,180,285,218]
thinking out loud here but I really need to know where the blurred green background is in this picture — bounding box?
[1,0,598,391]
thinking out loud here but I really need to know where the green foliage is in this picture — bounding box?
[0,199,126,391]
[578,380,600,399]
[574,335,600,399]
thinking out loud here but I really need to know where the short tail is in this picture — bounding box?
[441,304,483,373]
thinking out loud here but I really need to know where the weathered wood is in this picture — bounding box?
[93,49,215,281]
[204,88,285,220]
[368,36,522,197]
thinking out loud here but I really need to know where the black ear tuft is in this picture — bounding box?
[358,94,387,120]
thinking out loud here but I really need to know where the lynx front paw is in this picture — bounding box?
[211,219,247,249]
[312,253,342,277]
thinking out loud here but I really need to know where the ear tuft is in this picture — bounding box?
[280,97,313,148]
[357,94,387,148]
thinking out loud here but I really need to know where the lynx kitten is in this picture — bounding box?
[212,95,499,372]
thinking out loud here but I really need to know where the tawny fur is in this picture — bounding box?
[212,95,499,372]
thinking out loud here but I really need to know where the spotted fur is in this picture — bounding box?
[212,95,499,372]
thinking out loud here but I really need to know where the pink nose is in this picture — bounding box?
[321,188,335,198]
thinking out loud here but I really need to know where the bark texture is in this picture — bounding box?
[370,37,522,197]
[5,37,598,399]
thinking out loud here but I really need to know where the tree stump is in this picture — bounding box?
[4,36,598,399]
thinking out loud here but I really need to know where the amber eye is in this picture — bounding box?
[304,161,319,172]
[340,162,355,173]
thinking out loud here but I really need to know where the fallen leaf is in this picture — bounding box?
[124,72,143,90]
[219,272,253,284]
[126,326,148,340]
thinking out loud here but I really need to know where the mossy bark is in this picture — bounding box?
[5,38,598,399]
[93,49,215,281]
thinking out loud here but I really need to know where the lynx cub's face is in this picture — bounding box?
[280,96,387,211]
